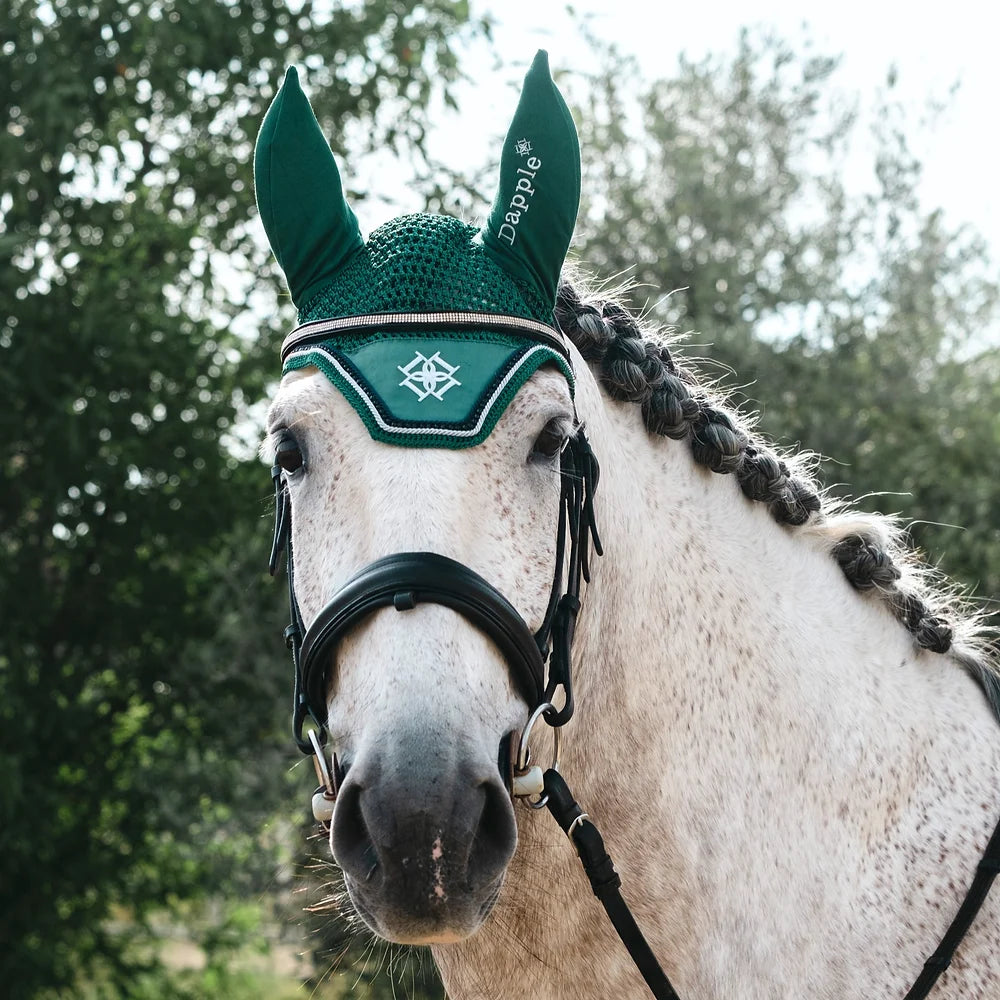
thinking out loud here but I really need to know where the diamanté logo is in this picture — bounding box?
[398,351,462,401]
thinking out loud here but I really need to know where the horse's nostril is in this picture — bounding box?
[497,730,515,791]
[332,780,380,884]
[331,761,517,905]
[468,775,517,892]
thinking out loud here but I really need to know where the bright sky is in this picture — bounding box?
[361,0,999,288]
[483,1,999,256]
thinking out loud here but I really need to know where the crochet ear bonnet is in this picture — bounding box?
[254,51,581,448]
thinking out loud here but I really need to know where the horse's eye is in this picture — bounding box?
[274,433,305,474]
[530,420,569,462]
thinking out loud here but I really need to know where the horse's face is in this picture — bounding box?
[267,363,573,942]
[256,50,583,943]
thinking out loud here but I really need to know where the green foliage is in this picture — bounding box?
[578,31,850,331]
[575,31,1000,606]
[0,1,480,996]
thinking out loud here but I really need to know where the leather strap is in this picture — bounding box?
[543,768,681,1000]
[545,760,1000,1000]
[298,551,546,717]
[280,310,571,363]
[902,812,1000,999]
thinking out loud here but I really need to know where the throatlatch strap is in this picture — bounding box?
[543,769,681,1000]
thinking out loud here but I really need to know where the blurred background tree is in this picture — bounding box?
[1,1,480,997]
[575,31,1000,599]
[2,7,998,1000]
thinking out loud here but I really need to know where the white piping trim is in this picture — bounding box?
[282,343,571,439]
[280,311,567,360]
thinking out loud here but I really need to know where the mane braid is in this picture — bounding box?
[555,279,1000,717]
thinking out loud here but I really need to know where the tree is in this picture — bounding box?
[0,2,484,996]
[573,30,1000,606]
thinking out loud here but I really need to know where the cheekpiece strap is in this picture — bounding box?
[538,427,603,727]
[269,464,320,755]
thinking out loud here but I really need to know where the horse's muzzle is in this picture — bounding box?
[331,746,517,943]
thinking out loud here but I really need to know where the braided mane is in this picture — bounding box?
[555,280,1000,718]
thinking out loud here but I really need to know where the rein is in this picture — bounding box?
[269,396,1000,1000]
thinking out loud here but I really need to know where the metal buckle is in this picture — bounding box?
[513,701,560,808]
[308,729,337,826]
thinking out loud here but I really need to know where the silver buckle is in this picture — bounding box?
[513,702,560,808]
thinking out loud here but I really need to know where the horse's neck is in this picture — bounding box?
[436,395,1000,999]
[579,398,973,801]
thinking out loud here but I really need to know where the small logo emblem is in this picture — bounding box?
[514,137,533,157]
[398,351,462,401]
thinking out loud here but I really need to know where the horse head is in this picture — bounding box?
[258,53,593,945]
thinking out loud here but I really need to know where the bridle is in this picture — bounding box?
[269,421,602,757]
[268,317,1000,1000]
[270,311,597,749]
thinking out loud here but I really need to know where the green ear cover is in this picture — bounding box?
[481,50,581,309]
[254,67,364,309]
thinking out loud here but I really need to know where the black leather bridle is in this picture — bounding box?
[269,425,601,755]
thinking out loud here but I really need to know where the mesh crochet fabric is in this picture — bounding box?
[285,214,571,449]
[298,214,553,324]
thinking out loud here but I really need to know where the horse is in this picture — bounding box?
[256,52,1000,998]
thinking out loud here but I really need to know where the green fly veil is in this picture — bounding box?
[254,51,581,448]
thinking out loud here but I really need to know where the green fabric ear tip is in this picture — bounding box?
[254,65,364,309]
[481,49,582,309]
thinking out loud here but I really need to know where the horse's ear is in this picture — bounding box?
[254,67,363,309]
[480,51,581,309]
